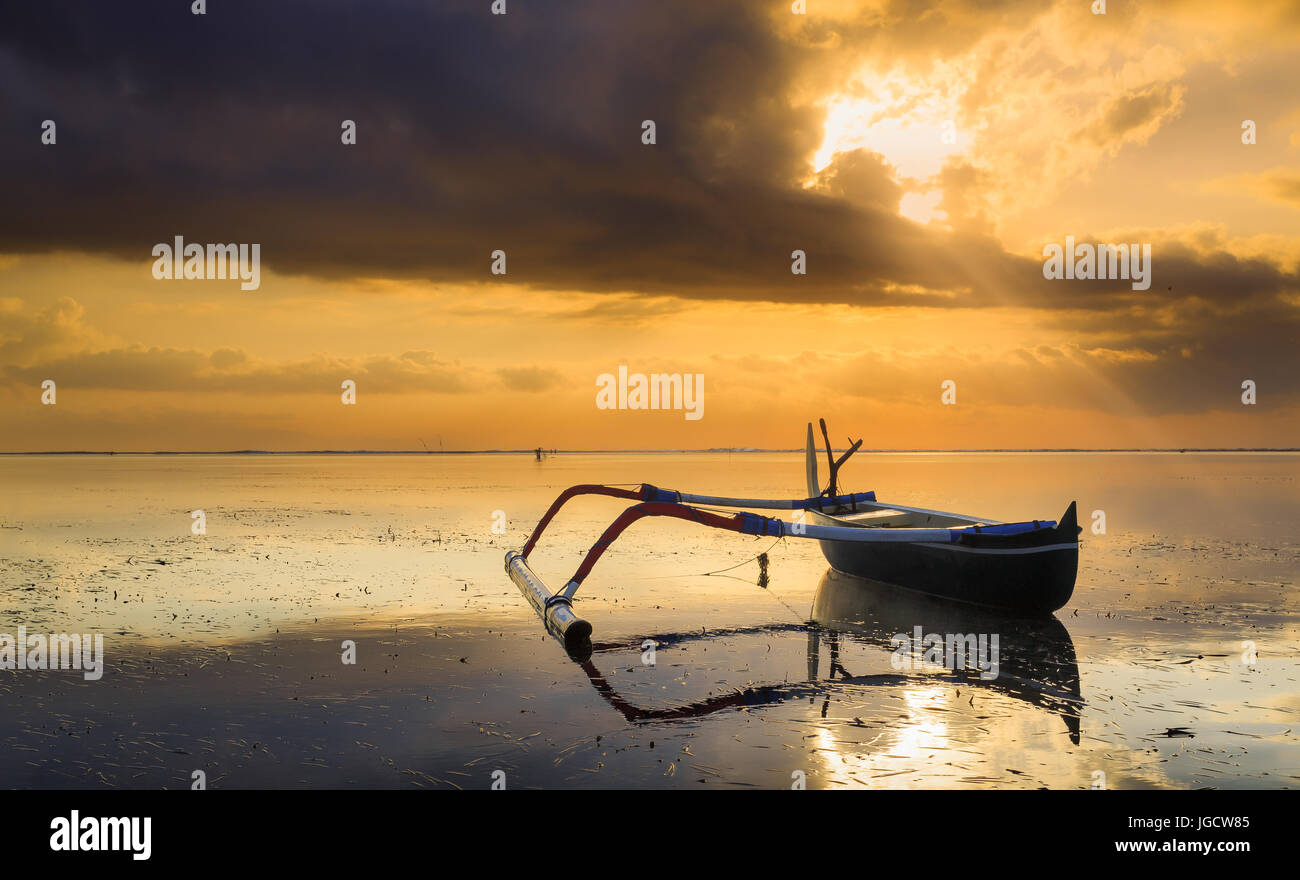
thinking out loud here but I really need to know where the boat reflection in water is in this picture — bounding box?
[809,568,1082,744]
[579,568,1082,745]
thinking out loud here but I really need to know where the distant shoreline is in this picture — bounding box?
[2,448,1297,456]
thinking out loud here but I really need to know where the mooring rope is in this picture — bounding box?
[694,533,784,577]
[691,535,808,624]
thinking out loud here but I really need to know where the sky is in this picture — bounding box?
[1,0,1297,451]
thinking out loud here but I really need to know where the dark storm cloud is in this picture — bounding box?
[1,0,831,294]
[0,0,1296,328]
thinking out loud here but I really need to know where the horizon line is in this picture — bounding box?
[2,447,1298,456]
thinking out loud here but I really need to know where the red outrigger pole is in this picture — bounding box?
[507,483,881,657]
[507,500,787,657]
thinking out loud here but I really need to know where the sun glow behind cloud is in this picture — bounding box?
[812,68,968,178]
[811,65,970,223]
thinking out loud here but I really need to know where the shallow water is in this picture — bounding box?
[1,452,1297,788]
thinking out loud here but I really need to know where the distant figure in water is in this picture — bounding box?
[535,447,543,461]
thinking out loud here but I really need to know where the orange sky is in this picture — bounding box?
[1,1,1297,450]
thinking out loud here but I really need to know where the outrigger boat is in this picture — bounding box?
[507,420,1080,656]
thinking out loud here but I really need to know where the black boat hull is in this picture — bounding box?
[816,528,1078,616]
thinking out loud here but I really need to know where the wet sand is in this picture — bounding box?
[1,452,1297,788]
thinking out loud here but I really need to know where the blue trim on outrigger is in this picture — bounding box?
[739,511,781,536]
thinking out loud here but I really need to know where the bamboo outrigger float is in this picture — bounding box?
[507,420,1081,657]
